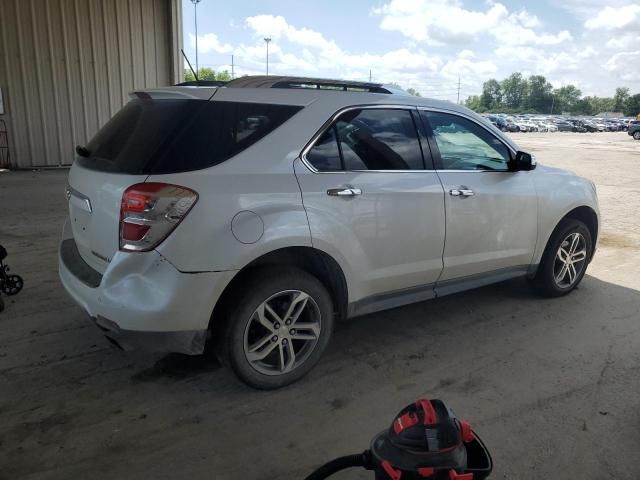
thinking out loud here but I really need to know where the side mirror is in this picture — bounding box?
[512,150,536,171]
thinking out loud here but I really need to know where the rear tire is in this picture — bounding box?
[531,219,592,297]
[218,267,334,389]
[633,131,640,140]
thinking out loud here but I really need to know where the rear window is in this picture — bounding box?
[77,99,303,174]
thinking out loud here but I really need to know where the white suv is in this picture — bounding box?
[59,76,599,389]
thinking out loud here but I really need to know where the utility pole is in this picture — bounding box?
[550,95,555,115]
[457,76,461,104]
[231,54,235,79]
[369,69,372,82]
[264,38,271,75]
[190,0,201,75]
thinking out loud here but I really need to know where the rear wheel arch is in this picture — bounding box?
[209,246,349,333]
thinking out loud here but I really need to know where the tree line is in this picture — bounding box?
[184,68,232,82]
[464,72,640,117]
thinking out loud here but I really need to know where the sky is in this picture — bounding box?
[181,0,640,102]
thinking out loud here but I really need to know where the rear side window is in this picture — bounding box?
[305,126,341,171]
[78,99,302,174]
[305,108,425,171]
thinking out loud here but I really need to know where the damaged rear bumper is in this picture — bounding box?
[94,316,207,355]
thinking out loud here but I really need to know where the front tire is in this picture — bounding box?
[531,219,592,297]
[218,268,334,389]
[633,131,640,140]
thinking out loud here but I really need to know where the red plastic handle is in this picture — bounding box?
[416,399,438,425]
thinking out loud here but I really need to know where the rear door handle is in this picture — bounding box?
[327,186,362,197]
[449,188,474,197]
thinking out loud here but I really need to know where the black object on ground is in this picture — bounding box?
[304,398,492,480]
[0,244,24,300]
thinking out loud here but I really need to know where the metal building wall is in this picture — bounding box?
[0,0,183,169]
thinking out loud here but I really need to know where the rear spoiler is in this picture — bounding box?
[128,87,217,100]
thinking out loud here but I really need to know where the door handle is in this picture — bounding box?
[449,188,474,197]
[327,186,362,197]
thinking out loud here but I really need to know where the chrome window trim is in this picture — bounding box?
[299,104,427,174]
[417,106,517,173]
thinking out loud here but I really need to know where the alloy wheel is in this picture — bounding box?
[243,290,322,376]
[553,232,587,288]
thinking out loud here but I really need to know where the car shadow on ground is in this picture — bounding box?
[124,272,632,387]
[2,271,640,480]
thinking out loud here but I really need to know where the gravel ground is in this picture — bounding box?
[0,132,639,479]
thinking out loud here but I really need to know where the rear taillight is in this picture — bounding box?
[119,183,198,252]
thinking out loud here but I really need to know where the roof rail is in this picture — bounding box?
[224,75,393,94]
[175,80,228,87]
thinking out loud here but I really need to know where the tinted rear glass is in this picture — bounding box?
[77,99,302,174]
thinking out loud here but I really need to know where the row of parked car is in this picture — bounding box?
[482,114,637,133]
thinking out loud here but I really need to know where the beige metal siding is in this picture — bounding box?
[0,0,182,169]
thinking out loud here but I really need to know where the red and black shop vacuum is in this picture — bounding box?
[304,398,492,480]
[0,244,24,312]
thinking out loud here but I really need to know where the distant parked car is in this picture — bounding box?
[628,122,640,140]
[593,121,607,132]
[555,121,583,132]
[486,115,508,132]
[567,121,587,133]
[573,120,598,132]
[504,121,520,132]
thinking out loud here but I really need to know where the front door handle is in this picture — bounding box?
[327,186,362,197]
[449,187,474,197]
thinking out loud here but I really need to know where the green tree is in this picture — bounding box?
[465,95,485,112]
[586,96,615,115]
[573,98,593,116]
[480,79,502,110]
[406,88,422,97]
[501,72,528,109]
[216,70,232,81]
[613,87,630,112]
[624,94,640,117]
[184,68,232,82]
[527,75,553,112]
[553,85,582,113]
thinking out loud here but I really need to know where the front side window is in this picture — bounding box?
[305,108,425,171]
[421,111,511,171]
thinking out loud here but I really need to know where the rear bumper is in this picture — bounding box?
[93,316,207,355]
[59,219,236,355]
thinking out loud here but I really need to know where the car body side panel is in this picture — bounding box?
[437,170,538,280]
[152,163,313,273]
[530,165,600,266]
[294,159,446,304]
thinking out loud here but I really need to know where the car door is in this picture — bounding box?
[419,109,538,289]
[294,106,446,311]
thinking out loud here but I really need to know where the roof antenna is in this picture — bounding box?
[181,49,198,83]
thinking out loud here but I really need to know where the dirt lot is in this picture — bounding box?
[1,132,639,479]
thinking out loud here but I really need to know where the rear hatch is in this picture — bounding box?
[68,92,303,273]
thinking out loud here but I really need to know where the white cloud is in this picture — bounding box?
[185,5,640,101]
[189,33,234,54]
[585,5,640,30]
[372,0,571,47]
[606,34,640,49]
[605,51,640,81]
[246,14,338,51]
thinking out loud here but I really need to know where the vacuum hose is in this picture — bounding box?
[303,451,371,480]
